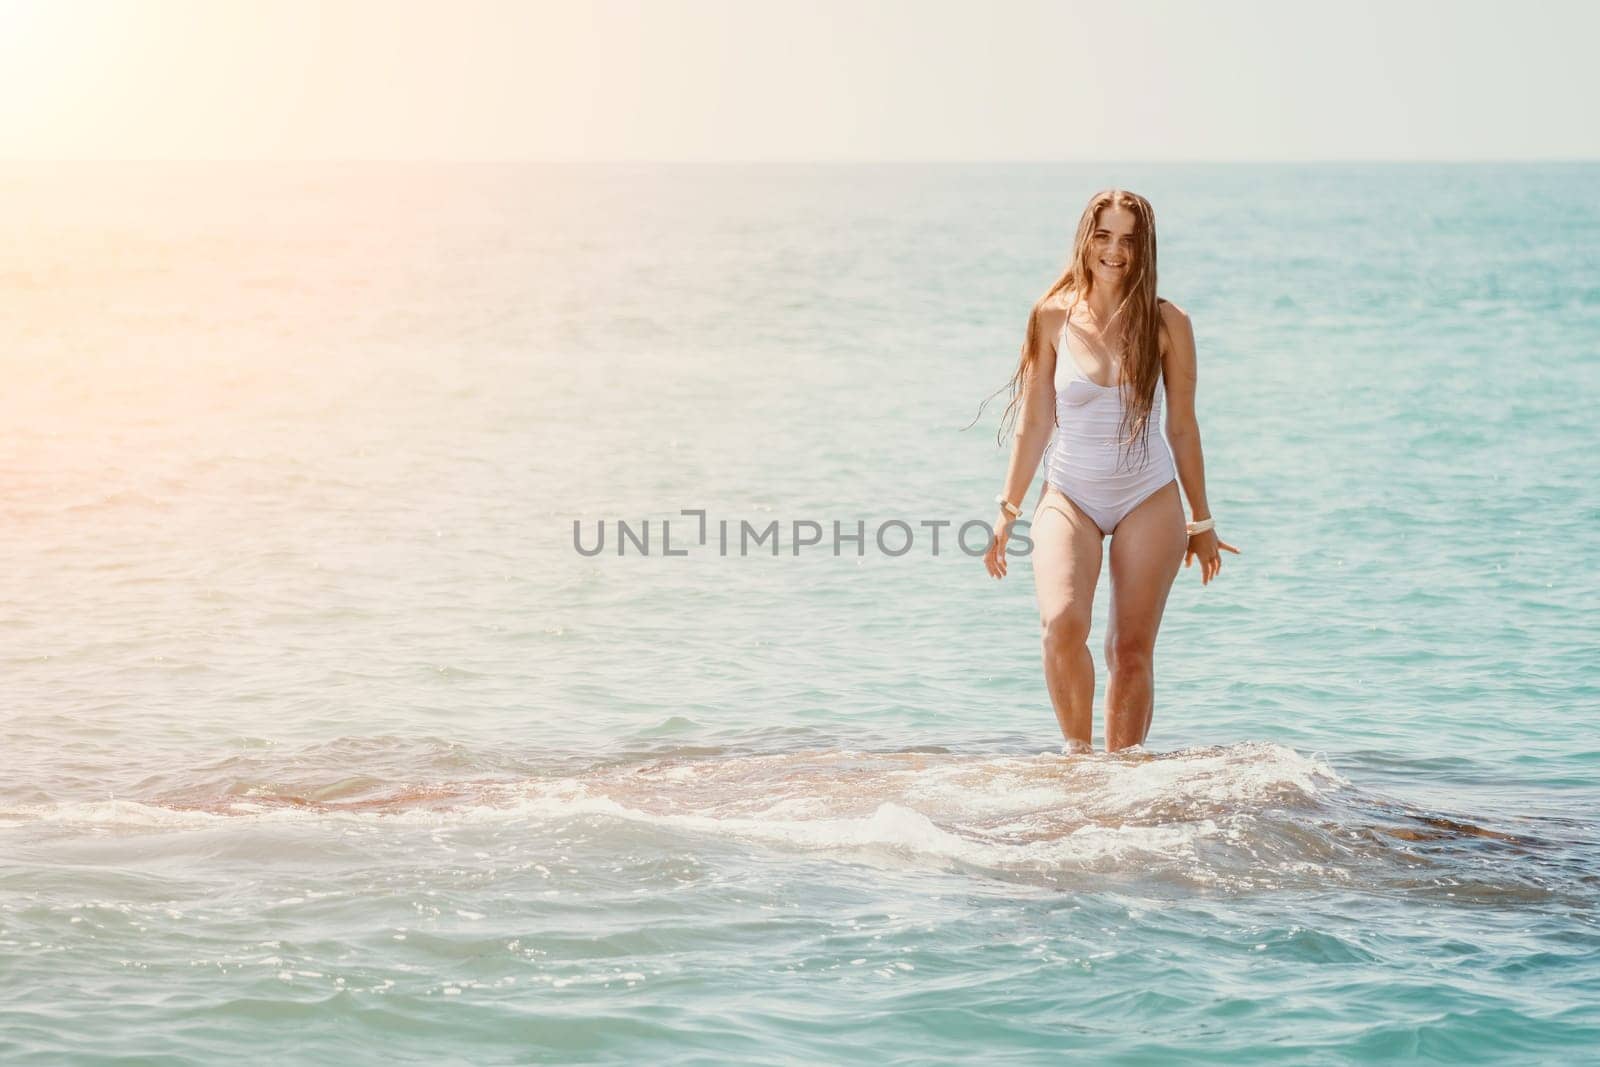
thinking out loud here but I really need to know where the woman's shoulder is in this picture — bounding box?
[1156,297,1192,339]
[1155,298,1196,370]
[1032,290,1074,333]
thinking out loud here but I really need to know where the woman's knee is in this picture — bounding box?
[1108,632,1155,673]
[1041,610,1091,656]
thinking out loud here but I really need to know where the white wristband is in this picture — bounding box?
[1186,518,1215,536]
[995,494,1021,519]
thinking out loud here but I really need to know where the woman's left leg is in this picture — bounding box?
[1104,480,1187,751]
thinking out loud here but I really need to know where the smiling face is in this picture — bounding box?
[1087,205,1138,291]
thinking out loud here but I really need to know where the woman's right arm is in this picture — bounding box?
[984,302,1061,579]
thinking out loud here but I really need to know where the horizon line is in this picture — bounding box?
[2,156,1596,166]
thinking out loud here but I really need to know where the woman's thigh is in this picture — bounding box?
[1031,486,1105,634]
[1106,481,1187,652]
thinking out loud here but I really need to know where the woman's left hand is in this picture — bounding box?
[1185,529,1241,586]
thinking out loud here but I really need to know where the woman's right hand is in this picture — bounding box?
[984,511,1018,579]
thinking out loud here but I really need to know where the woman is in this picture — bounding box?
[981,189,1239,753]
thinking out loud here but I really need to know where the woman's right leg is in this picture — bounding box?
[1031,486,1105,751]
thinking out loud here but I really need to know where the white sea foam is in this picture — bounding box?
[0,742,1351,882]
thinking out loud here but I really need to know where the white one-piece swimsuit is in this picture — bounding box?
[1039,318,1177,536]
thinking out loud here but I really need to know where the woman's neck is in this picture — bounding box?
[1080,283,1126,328]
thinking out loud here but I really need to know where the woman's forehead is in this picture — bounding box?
[1094,205,1138,234]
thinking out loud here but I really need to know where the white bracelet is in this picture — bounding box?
[1186,518,1215,536]
[995,494,1022,519]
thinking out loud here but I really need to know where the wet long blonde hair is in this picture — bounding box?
[974,188,1166,470]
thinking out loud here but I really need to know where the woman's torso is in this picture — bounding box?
[1045,303,1172,474]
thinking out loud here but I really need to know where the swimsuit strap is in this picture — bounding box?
[1057,312,1083,385]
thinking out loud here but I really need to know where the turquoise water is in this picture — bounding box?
[2,161,1598,1063]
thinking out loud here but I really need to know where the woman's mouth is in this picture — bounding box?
[1100,259,1126,269]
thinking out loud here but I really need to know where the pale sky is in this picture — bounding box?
[1,0,1594,161]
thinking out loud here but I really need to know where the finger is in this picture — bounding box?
[1220,541,1241,555]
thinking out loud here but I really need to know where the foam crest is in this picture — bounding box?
[470,741,1351,881]
[16,741,1524,895]
[0,798,233,829]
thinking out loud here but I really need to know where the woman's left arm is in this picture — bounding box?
[1160,303,1240,584]
[1160,303,1210,522]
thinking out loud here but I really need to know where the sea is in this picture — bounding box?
[2,161,1597,1063]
